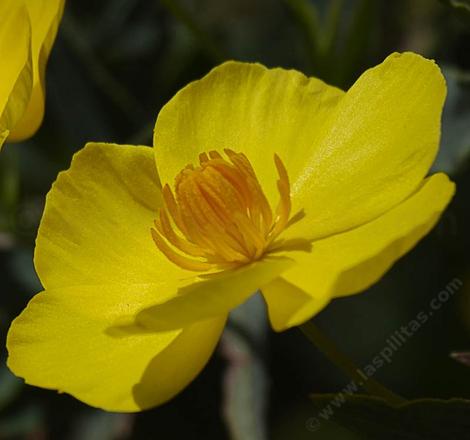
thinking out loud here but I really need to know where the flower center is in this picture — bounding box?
[151,149,293,271]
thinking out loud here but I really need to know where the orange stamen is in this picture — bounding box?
[151,150,297,272]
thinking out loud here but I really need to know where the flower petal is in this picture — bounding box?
[153,60,343,206]
[7,285,226,412]
[263,173,455,331]
[136,256,293,331]
[261,277,329,332]
[288,52,447,240]
[153,53,446,240]
[8,0,65,141]
[0,1,32,149]
[35,143,189,289]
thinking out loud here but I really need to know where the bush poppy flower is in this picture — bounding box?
[7,52,455,411]
[0,0,64,150]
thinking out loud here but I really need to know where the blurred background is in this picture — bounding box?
[1,0,470,438]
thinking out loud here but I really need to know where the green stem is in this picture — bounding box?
[300,321,406,405]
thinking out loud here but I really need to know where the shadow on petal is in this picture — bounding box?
[131,317,226,410]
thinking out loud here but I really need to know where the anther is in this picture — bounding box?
[151,150,295,271]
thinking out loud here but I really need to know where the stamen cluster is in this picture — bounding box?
[151,149,291,271]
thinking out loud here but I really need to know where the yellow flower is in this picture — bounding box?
[7,52,455,412]
[0,0,64,150]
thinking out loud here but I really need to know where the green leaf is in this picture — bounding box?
[310,394,470,439]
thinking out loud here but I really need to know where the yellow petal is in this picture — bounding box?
[34,142,189,289]
[0,1,32,150]
[153,53,446,241]
[289,52,447,240]
[7,285,226,412]
[8,0,65,141]
[153,60,343,207]
[263,173,455,331]
[262,277,329,332]
[136,256,293,331]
